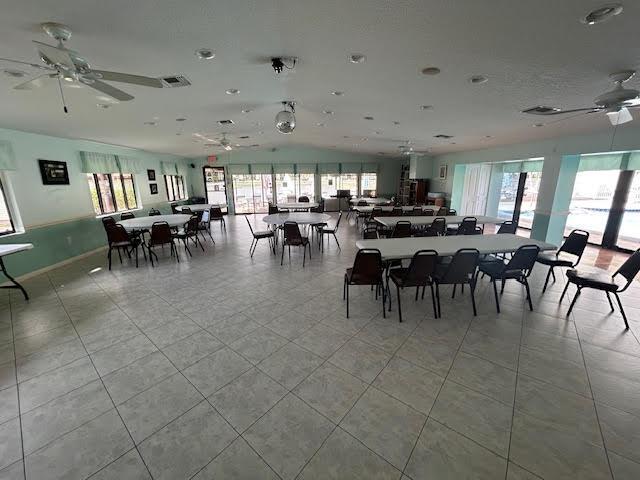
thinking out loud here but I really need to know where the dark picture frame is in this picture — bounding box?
[149,183,158,195]
[147,169,156,181]
[38,159,70,185]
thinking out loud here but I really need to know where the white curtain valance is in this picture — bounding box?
[340,163,361,174]
[318,163,339,174]
[80,151,120,174]
[161,161,179,175]
[228,164,250,175]
[578,153,622,172]
[362,163,379,174]
[250,164,272,174]
[296,163,317,174]
[273,163,295,174]
[116,156,143,174]
[0,141,16,171]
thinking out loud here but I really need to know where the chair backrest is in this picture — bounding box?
[363,226,379,239]
[447,209,457,216]
[405,249,439,284]
[170,203,179,214]
[428,217,447,236]
[497,221,517,234]
[101,216,116,231]
[268,204,279,214]
[185,215,199,234]
[457,217,477,235]
[392,221,412,238]
[614,248,640,291]
[370,207,383,219]
[106,224,130,244]
[422,209,434,216]
[181,207,193,214]
[150,222,173,245]
[391,206,403,216]
[283,221,303,244]
[334,212,343,230]
[357,200,368,206]
[245,215,255,235]
[439,248,480,284]
[505,245,540,276]
[210,206,223,219]
[120,212,135,220]
[436,207,448,216]
[559,229,589,262]
[350,249,383,283]
[298,196,310,202]
[148,208,161,216]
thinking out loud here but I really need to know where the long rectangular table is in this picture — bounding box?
[374,215,503,228]
[353,205,438,214]
[355,234,556,260]
[0,243,34,300]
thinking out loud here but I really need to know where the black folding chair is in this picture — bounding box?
[560,249,640,329]
[421,217,446,237]
[281,221,311,267]
[246,216,275,257]
[344,249,385,318]
[432,249,480,317]
[389,250,438,321]
[537,229,589,292]
[391,220,412,238]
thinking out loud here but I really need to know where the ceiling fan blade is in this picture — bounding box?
[32,41,76,70]
[537,110,599,126]
[90,70,163,88]
[607,107,633,125]
[13,73,55,90]
[0,57,51,70]
[85,79,134,101]
[545,107,603,116]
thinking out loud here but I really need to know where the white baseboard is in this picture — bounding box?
[1,245,108,286]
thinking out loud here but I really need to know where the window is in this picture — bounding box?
[87,173,139,215]
[0,178,16,235]
[165,175,186,202]
[275,173,315,203]
[320,174,338,198]
[231,174,273,213]
[360,173,377,196]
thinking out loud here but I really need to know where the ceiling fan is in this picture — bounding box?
[523,70,640,126]
[195,132,258,152]
[0,22,164,112]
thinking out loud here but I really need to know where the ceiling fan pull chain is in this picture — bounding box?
[56,75,69,113]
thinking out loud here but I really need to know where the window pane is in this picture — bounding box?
[496,172,519,222]
[253,174,272,213]
[339,174,358,196]
[232,174,254,213]
[96,174,116,214]
[275,173,297,203]
[122,174,138,209]
[165,175,176,201]
[360,173,377,196]
[519,171,542,229]
[299,173,315,201]
[0,180,15,235]
[111,173,127,212]
[321,174,338,198]
[177,176,185,200]
[204,167,227,205]
[86,174,102,215]
[618,170,640,250]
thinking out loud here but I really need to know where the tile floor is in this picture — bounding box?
[1,213,640,479]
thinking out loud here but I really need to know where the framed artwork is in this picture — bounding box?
[149,183,158,195]
[438,164,448,180]
[38,159,70,185]
[147,169,156,181]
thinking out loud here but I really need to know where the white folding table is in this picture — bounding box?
[276,202,319,211]
[117,214,192,231]
[352,205,438,214]
[174,204,225,212]
[0,243,34,300]
[350,197,392,205]
[374,215,504,228]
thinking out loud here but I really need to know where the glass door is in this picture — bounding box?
[496,172,520,222]
[616,170,640,250]
[253,174,273,213]
[275,173,297,204]
[231,174,254,214]
[203,166,228,210]
[519,171,542,229]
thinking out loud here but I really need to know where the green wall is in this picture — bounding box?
[0,127,189,278]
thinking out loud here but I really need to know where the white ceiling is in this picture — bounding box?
[1,0,639,158]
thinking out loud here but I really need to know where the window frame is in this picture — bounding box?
[88,172,139,216]
[0,177,16,236]
[165,174,186,202]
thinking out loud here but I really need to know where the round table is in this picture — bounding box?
[118,214,192,231]
[277,202,319,211]
[262,212,331,225]
[174,204,224,212]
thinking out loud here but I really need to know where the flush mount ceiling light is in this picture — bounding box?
[581,4,623,24]
[421,67,441,76]
[349,54,366,64]
[331,91,344,96]
[393,121,400,125]
[420,105,433,110]
[275,101,296,134]
[469,75,488,84]
[195,48,216,60]
[364,116,374,120]
[175,117,186,122]
[241,108,252,113]
[533,123,545,127]
[144,121,157,126]
[225,88,239,95]
[322,110,334,115]
[316,122,325,127]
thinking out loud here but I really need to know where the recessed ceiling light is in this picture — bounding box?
[533,123,545,127]
[316,122,325,127]
[144,121,157,126]
[581,4,623,25]
[96,103,110,109]
[225,88,239,95]
[349,54,366,64]
[331,91,344,96]
[175,117,187,122]
[421,67,441,76]
[364,116,374,120]
[195,48,216,60]
[485,135,492,138]
[343,135,350,139]
[322,110,334,115]
[176,133,182,136]
[393,121,400,125]
[3,69,27,78]
[241,109,252,113]
[420,105,433,110]
[361,137,368,142]
[469,75,488,84]
[374,130,382,135]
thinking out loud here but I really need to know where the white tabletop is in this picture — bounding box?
[350,197,391,205]
[262,212,331,226]
[277,202,319,210]
[353,205,438,213]
[175,204,224,212]
[118,214,192,230]
[355,234,556,260]
[374,215,504,227]
[0,243,33,257]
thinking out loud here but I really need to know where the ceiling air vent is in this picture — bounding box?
[522,106,561,115]
[217,119,235,126]
[434,134,454,139]
[160,75,191,88]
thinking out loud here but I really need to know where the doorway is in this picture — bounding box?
[203,166,228,211]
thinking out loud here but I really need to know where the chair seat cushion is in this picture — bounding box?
[566,269,620,292]
[537,252,573,267]
[254,230,274,238]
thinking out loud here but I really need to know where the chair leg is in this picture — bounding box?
[333,233,341,251]
[500,279,505,294]
[430,284,437,318]
[415,287,419,301]
[149,246,155,267]
[542,266,553,292]
[303,243,307,267]
[134,245,138,268]
[396,285,403,323]
[566,287,581,317]
[308,242,311,260]
[559,279,571,303]
[183,239,192,257]
[108,247,112,270]
[605,291,615,312]
[281,243,285,265]
[523,277,533,311]
[435,282,441,318]
[343,276,346,300]
[421,286,426,300]
[613,292,629,329]
[470,281,477,316]
[196,235,205,252]
[174,243,180,262]
[249,239,255,257]
[346,283,350,318]
[492,278,500,313]
[452,284,456,299]
[381,282,386,319]
[117,247,123,263]
[551,268,556,281]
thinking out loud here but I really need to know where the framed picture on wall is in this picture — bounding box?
[149,183,158,195]
[147,169,156,181]
[38,159,70,185]
[438,165,448,180]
